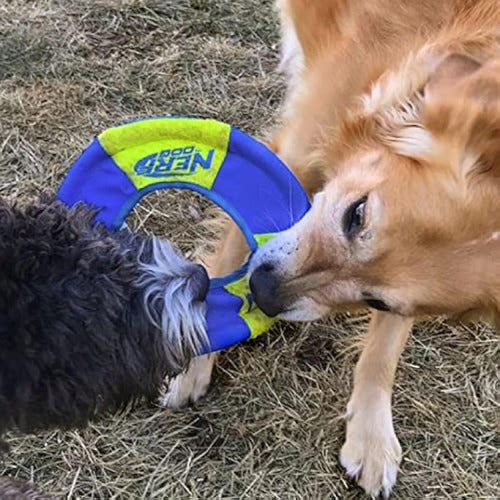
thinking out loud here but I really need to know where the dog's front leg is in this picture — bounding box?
[160,353,218,409]
[340,311,413,498]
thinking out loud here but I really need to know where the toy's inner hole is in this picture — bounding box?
[126,189,250,278]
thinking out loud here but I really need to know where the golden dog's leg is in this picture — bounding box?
[161,221,249,409]
[340,311,413,498]
[160,353,218,409]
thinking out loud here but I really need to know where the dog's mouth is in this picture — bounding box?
[362,293,392,312]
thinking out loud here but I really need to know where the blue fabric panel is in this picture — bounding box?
[212,127,310,235]
[204,287,250,353]
[56,140,137,230]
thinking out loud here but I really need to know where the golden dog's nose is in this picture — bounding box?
[249,263,284,317]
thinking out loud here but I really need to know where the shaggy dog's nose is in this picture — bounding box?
[192,264,209,302]
[249,263,284,317]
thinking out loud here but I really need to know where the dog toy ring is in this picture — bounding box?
[57,117,310,353]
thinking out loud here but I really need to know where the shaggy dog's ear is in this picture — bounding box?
[386,54,500,179]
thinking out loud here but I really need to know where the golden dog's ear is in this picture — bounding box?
[424,56,500,178]
[388,54,500,178]
[425,53,481,99]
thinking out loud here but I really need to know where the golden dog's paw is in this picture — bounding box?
[159,356,213,410]
[159,373,203,410]
[340,405,402,498]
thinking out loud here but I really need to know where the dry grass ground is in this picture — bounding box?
[0,1,498,498]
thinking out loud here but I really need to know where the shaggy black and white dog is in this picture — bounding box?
[0,196,209,447]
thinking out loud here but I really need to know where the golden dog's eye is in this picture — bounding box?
[343,196,367,239]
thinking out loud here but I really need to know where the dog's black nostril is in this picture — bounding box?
[261,262,275,273]
[192,264,209,302]
[249,262,285,317]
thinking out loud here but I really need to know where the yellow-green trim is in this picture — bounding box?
[224,276,276,339]
[98,118,231,190]
[254,232,277,247]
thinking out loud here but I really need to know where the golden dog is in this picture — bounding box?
[163,1,500,496]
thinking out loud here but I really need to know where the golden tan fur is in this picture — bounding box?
[164,1,500,496]
[268,1,500,323]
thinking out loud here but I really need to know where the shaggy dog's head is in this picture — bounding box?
[0,197,208,439]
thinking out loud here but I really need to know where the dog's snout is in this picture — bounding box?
[192,264,209,302]
[249,262,285,317]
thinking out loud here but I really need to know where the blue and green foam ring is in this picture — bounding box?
[56,116,310,353]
